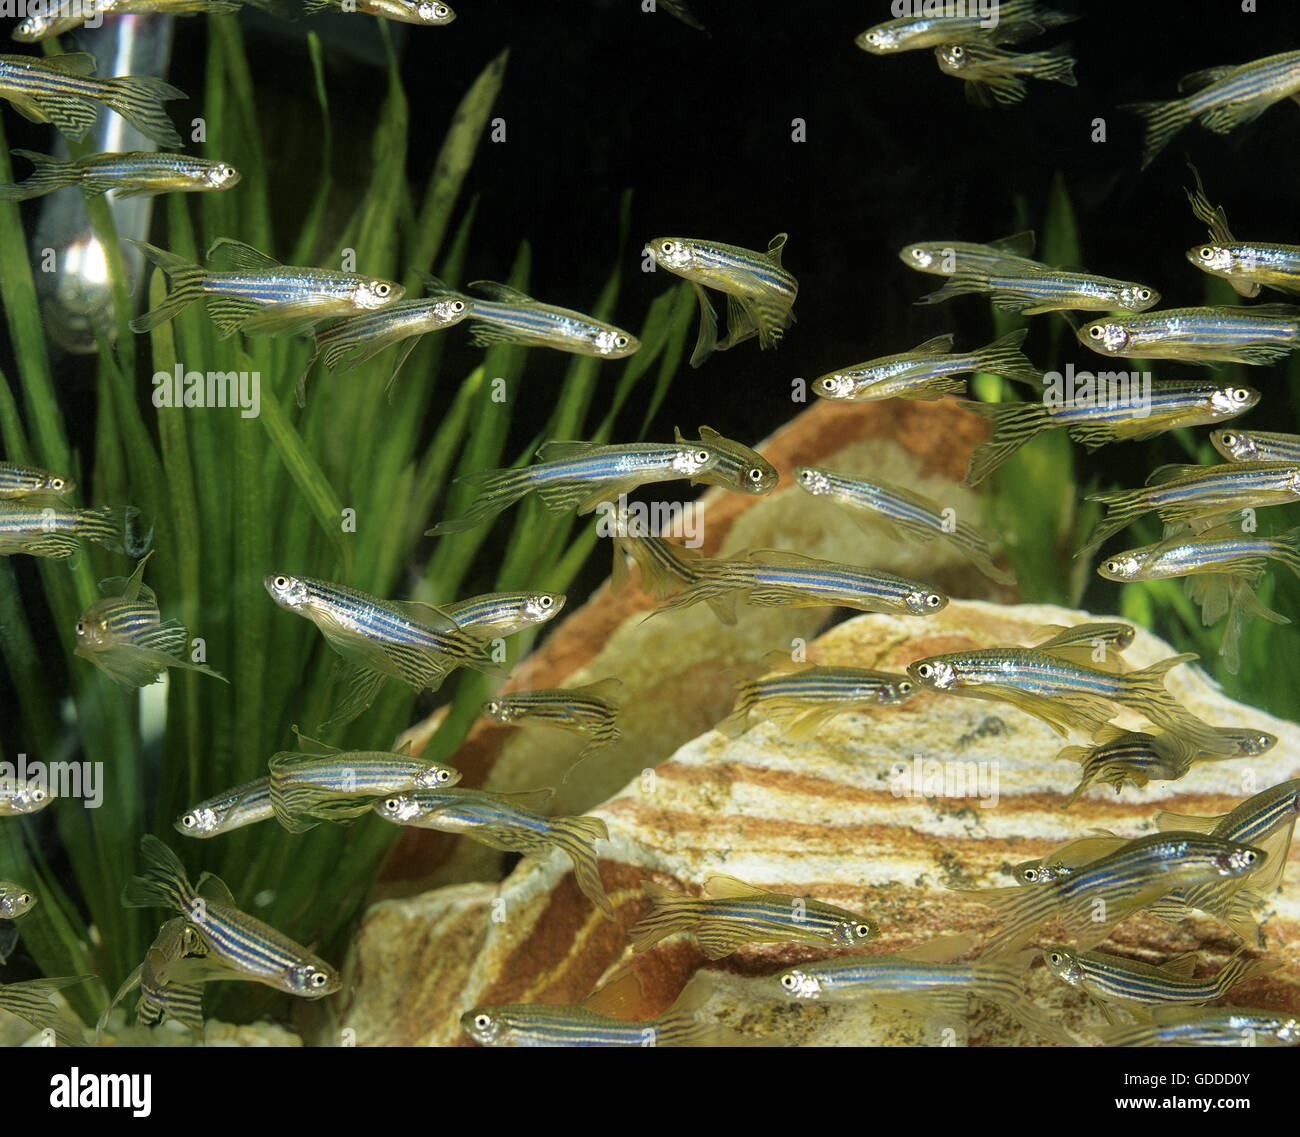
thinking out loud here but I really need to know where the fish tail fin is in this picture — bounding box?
[121,834,197,915]
[962,400,1050,486]
[100,75,185,149]
[973,952,1077,1045]
[75,505,152,556]
[1121,652,1224,747]
[1079,487,1152,554]
[715,677,759,737]
[128,239,206,332]
[1033,43,1078,86]
[0,149,79,201]
[972,328,1043,386]
[1213,949,1282,997]
[0,976,91,1047]
[959,885,1059,955]
[1269,526,1300,580]
[628,880,704,952]
[425,468,533,535]
[1122,96,1192,169]
[549,814,613,919]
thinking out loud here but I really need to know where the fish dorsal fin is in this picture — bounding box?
[290,725,340,755]
[988,230,1036,257]
[534,439,603,463]
[1154,808,1220,834]
[697,425,723,443]
[47,52,98,76]
[568,676,625,704]
[415,270,451,293]
[120,550,154,602]
[195,871,237,907]
[206,238,282,272]
[898,931,980,963]
[1145,463,1204,486]
[912,333,956,354]
[1236,303,1300,319]
[766,233,788,266]
[702,874,771,900]
[391,738,414,756]
[747,549,820,569]
[1157,950,1199,979]
[759,649,812,673]
[1178,65,1235,93]
[581,967,646,1018]
[469,280,534,304]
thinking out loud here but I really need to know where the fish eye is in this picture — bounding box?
[1221,432,1237,445]
[615,335,629,348]
[50,477,65,491]
[1087,325,1105,339]
[660,241,677,254]
[374,283,391,297]
[75,621,85,634]
[539,596,554,608]
[1136,288,1151,301]
[451,301,466,312]
[694,449,710,463]
[779,974,799,990]
[1233,389,1249,402]
[1242,850,1258,864]
[32,789,46,802]
[747,467,765,482]
[274,575,289,590]
[436,768,452,783]
[1049,951,1063,965]
[799,469,814,484]
[1104,560,1120,574]
[484,700,500,715]
[181,813,197,828]
[854,924,871,938]
[474,1013,492,1030]
[925,593,943,607]
[915,663,933,679]
[434,2,449,12]
[18,892,31,905]
[383,797,400,812]
[310,971,329,988]
[1022,868,1039,882]
[1198,247,1215,260]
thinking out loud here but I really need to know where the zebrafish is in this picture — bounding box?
[1025,621,1136,664]
[303,0,455,23]
[1098,524,1300,586]
[481,679,622,773]
[684,426,779,494]
[129,238,403,338]
[1077,305,1300,366]
[963,381,1258,486]
[919,261,1157,314]
[296,274,470,403]
[1102,1006,1300,1047]
[794,464,1013,583]
[99,917,208,1037]
[962,831,1265,953]
[629,874,878,957]
[267,736,460,832]
[0,977,90,1046]
[0,460,74,499]
[935,42,1077,106]
[907,641,1224,750]
[856,0,1074,53]
[1043,945,1279,1016]
[14,0,250,42]
[0,149,239,202]
[777,933,1072,1044]
[374,788,614,918]
[1057,728,1199,808]
[0,777,51,816]
[717,660,916,740]
[1012,831,1126,886]
[425,437,721,535]
[610,533,707,600]
[899,230,1039,276]
[175,778,274,838]
[0,52,184,148]
[1211,428,1300,464]
[75,553,226,689]
[122,834,341,997]
[443,590,566,640]
[1123,49,1300,169]
[644,234,797,367]
[466,281,639,357]
[0,880,36,917]
[0,498,148,559]
[652,549,949,624]
[812,329,1041,401]
[1184,163,1300,298]
[1082,461,1300,554]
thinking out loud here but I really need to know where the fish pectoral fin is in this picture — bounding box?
[318,662,388,733]
[688,282,720,368]
[898,930,981,963]
[235,300,341,337]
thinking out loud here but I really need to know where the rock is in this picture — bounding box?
[338,599,1300,1046]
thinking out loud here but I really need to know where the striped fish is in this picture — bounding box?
[1184,163,1300,298]
[267,740,461,832]
[963,380,1258,486]
[99,917,208,1038]
[610,533,707,598]
[75,553,226,689]
[129,238,403,338]
[1077,304,1300,365]
[296,273,470,404]
[644,234,797,367]
[1082,461,1300,554]
[795,464,1012,583]
[0,777,52,816]
[686,426,778,494]
[0,460,74,499]
[425,438,721,535]
[899,230,1039,276]
[466,281,639,357]
[919,261,1157,314]
[1212,428,1300,464]
[122,835,341,997]
[856,0,1073,53]
[15,0,249,42]
[0,149,239,202]
[481,679,622,770]
[935,42,1077,107]
[0,51,185,148]
[303,0,455,23]
[1123,50,1300,169]
[1098,524,1300,586]
[1043,945,1279,1014]
[0,977,89,1046]
[777,934,1072,1044]
[653,549,948,624]
[629,874,878,957]
[175,778,274,838]
[1102,1007,1300,1047]
[813,329,1041,401]
[373,788,614,919]
[0,498,148,559]
[907,644,1225,751]
[1026,621,1136,665]
[0,880,35,917]
[962,831,1265,954]
[1012,831,1126,886]
[1057,728,1199,808]
[717,661,916,740]
[444,590,565,640]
